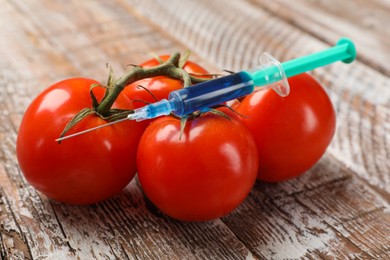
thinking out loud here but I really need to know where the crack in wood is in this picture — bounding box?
[323,220,376,259]
[49,203,77,255]
[338,206,387,224]
[0,227,32,260]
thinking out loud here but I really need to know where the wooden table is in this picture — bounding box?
[1,0,389,259]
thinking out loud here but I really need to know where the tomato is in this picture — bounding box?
[137,114,258,221]
[16,78,147,204]
[122,55,210,109]
[237,73,336,182]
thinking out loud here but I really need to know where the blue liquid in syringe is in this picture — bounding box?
[128,71,256,120]
[68,39,357,124]
[169,71,254,116]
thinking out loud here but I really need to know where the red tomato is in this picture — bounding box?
[137,114,259,221]
[237,73,336,182]
[16,78,147,204]
[122,55,210,109]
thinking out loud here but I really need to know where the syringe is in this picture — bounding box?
[56,38,356,142]
[127,38,356,121]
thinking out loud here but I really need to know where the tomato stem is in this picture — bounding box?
[59,52,213,139]
[96,52,209,117]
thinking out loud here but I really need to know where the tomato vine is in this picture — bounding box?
[60,52,212,139]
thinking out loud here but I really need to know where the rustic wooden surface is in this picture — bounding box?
[1,0,389,259]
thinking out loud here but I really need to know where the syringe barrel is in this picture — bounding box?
[169,71,254,116]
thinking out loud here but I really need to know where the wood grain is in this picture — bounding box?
[250,0,390,76]
[1,0,389,259]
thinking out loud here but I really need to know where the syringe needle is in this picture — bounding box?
[55,117,129,142]
[56,38,356,142]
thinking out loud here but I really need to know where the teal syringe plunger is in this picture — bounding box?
[55,38,356,142]
[127,38,356,121]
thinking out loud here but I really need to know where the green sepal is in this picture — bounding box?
[149,53,164,64]
[179,50,191,69]
[58,108,95,143]
[136,85,158,101]
[106,63,115,87]
[179,116,188,141]
[104,109,132,121]
[89,83,103,109]
[209,108,231,121]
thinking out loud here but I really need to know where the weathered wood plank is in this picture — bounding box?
[5,0,215,84]
[250,0,390,76]
[45,179,253,260]
[1,0,389,259]
[225,157,390,259]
